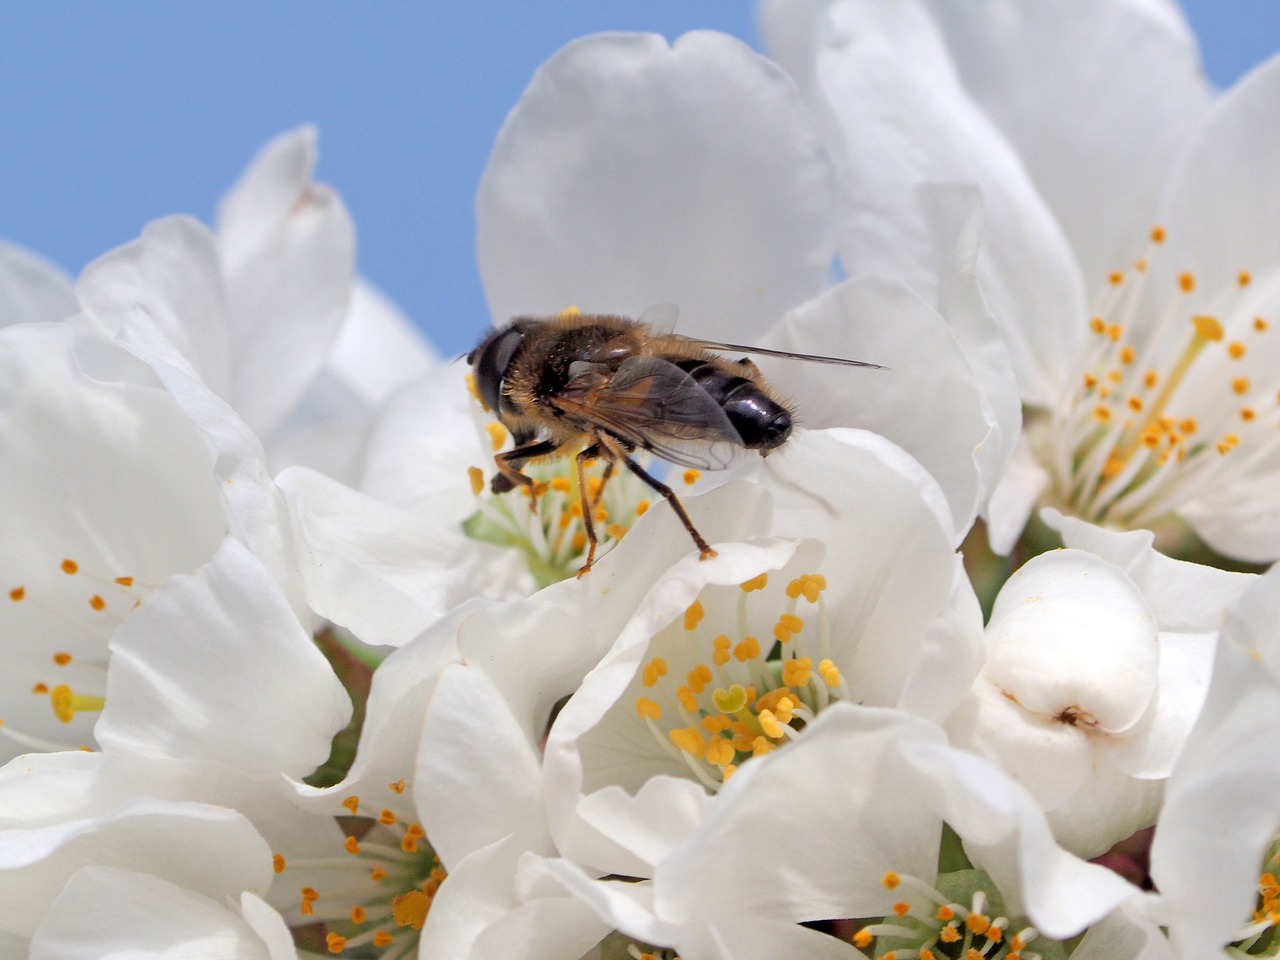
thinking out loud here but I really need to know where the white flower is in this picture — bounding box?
[947,512,1253,857]
[763,0,1280,559]
[0,239,76,328]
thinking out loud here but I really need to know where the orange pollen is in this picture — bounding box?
[1089,316,1106,334]
[1083,372,1098,389]
[1127,396,1143,412]
[389,779,406,794]
[940,926,962,943]
[373,932,394,947]
[1107,324,1123,342]
[1143,370,1159,388]
[53,652,72,666]
[1151,226,1167,243]
[60,559,78,575]
[1109,271,1124,286]
[1093,405,1112,422]
[1179,272,1195,293]
[1256,317,1269,332]
[351,905,367,924]
[343,835,361,855]
[325,932,346,954]
[273,854,286,873]
[1240,270,1253,287]
[882,871,901,889]
[937,906,956,922]
[379,809,397,825]
[115,576,133,587]
[8,586,24,602]
[1119,345,1136,364]
[894,901,911,917]
[342,796,360,815]
[89,595,105,611]
[32,683,48,694]
[1233,377,1252,395]
[370,866,388,882]
[1229,342,1247,360]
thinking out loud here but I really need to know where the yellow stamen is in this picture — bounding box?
[684,600,705,630]
[467,466,484,496]
[485,421,507,451]
[49,685,104,723]
[682,469,701,485]
[1151,225,1167,244]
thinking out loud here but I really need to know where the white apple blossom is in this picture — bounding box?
[947,511,1254,857]
[0,319,227,762]
[0,239,76,328]
[763,0,1280,560]
[76,127,434,484]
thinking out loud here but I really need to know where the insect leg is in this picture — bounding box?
[492,438,562,512]
[597,433,717,561]
[574,442,606,577]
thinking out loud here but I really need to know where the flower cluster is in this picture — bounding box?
[3,4,1280,959]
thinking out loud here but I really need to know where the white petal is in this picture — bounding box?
[1155,55,1280,322]
[1046,508,1253,632]
[0,799,272,939]
[921,0,1211,285]
[801,0,1088,403]
[985,435,1050,554]
[77,216,235,396]
[97,537,351,778]
[30,867,272,960]
[0,240,76,327]
[762,277,992,539]
[983,549,1158,732]
[1150,566,1280,957]
[324,277,438,407]
[417,664,547,868]
[215,126,318,272]
[277,465,502,647]
[1069,903,1176,960]
[478,31,837,339]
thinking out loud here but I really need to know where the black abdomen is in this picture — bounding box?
[675,359,792,450]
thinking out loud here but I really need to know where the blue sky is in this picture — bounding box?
[1,2,1276,356]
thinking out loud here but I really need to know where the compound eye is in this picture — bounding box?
[471,325,526,415]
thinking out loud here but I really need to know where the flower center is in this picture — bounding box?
[1229,840,1280,956]
[853,870,1042,960]
[1041,225,1273,528]
[633,570,848,789]
[1,555,138,751]
[463,389,666,587]
[282,779,446,958]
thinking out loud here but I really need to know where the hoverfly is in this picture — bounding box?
[467,311,880,575]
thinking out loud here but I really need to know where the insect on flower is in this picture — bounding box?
[467,309,881,575]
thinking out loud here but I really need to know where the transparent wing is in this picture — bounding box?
[672,335,885,369]
[553,354,745,470]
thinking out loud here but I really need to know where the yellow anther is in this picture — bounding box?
[53,652,72,666]
[682,469,701,485]
[882,871,902,889]
[370,866,388,881]
[273,854,286,873]
[392,889,432,930]
[88,594,105,611]
[605,523,628,540]
[687,663,712,692]
[1107,324,1123,342]
[1107,369,1123,384]
[1256,317,1269,332]
[60,559,78,575]
[785,573,827,603]
[401,833,420,853]
[8,586,23,602]
[1102,457,1126,480]
[940,926,962,943]
[713,634,731,666]
[701,714,731,733]
[818,659,842,686]
[549,476,571,493]
[758,710,784,739]
[937,905,956,921]
[733,636,761,662]
[1240,270,1253,287]
[635,697,662,721]
[467,466,484,496]
[705,737,735,766]
[351,905,368,924]
[1151,225,1167,243]
[773,613,804,643]
[1192,314,1223,341]
[782,657,812,687]
[571,531,587,552]
[684,600,705,631]
[1143,370,1159,388]
[1135,258,1148,272]
[854,929,874,948]
[343,835,361,855]
[485,421,507,451]
[1233,376,1251,395]
[1127,396,1143,412]
[739,572,769,592]
[634,499,650,516]
[711,684,748,714]
[1141,428,1162,448]
[1180,272,1196,293]
[1109,271,1124,286]
[676,685,698,712]
[341,795,360,815]
[642,657,668,687]
[1089,316,1106,334]
[670,727,705,757]
[465,372,481,402]
[1083,372,1098,389]
[1119,345,1136,364]
[378,809,397,826]
[894,901,911,917]
[325,932,346,953]
[1180,417,1198,434]
[967,913,991,935]
[558,305,582,318]
[1229,341,1247,360]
